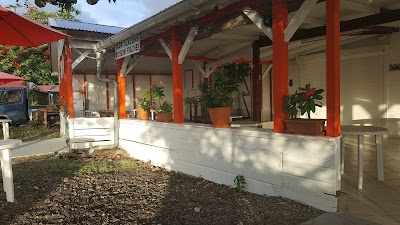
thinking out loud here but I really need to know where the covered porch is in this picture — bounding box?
[57,0,400,217]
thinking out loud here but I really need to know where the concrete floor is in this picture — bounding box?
[338,137,400,224]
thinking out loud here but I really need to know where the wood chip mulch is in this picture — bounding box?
[0,155,324,225]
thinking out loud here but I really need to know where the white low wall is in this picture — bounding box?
[68,117,114,147]
[119,119,341,212]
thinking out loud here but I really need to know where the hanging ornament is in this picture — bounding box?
[263,16,272,27]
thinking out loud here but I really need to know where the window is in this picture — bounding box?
[0,90,22,104]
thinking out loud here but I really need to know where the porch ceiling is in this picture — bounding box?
[72,0,400,75]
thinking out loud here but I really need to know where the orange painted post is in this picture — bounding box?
[326,0,341,137]
[272,0,289,133]
[171,29,184,124]
[65,44,74,118]
[117,58,127,119]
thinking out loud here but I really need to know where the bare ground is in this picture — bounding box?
[0,153,324,225]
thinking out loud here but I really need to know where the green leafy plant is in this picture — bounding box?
[137,90,151,111]
[1,1,80,85]
[152,82,172,113]
[198,62,250,109]
[283,83,324,119]
[234,175,246,194]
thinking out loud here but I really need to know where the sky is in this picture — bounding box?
[1,0,181,28]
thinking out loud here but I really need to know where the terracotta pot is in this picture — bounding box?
[208,107,231,128]
[137,108,150,120]
[155,112,173,122]
[284,119,326,136]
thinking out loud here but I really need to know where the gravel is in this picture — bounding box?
[0,154,324,225]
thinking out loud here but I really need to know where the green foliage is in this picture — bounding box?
[283,83,324,119]
[234,175,246,193]
[198,62,250,108]
[152,82,173,113]
[13,0,116,11]
[0,1,80,85]
[0,123,60,142]
[227,175,247,198]
[184,96,199,106]
[137,90,151,111]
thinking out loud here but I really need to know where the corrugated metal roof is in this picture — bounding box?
[48,18,125,34]
[112,0,184,37]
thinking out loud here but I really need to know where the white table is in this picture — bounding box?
[0,119,11,140]
[341,125,388,189]
[0,139,22,202]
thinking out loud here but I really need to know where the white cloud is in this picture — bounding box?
[1,0,181,28]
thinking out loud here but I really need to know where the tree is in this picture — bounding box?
[15,0,116,11]
[0,1,80,85]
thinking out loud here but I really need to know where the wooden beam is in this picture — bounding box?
[72,50,91,69]
[243,7,273,40]
[179,27,198,64]
[119,56,131,77]
[262,64,272,80]
[159,38,172,60]
[125,56,142,76]
[209,34,259,41]
[341,0,380,14]
[141,0,265,47]
[293,8,400,42]
[285,0,319,42]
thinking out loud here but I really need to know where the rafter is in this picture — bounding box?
[341,0,380,14]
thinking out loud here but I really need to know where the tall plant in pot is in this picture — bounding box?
[152,82,173,122]
[198,62,250,128]
[283,83,325,136]
[137,90,151,120]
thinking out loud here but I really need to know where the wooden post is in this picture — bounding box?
[326,0,341,137]
[64,44,74,118]
[171,29,184,124]
[117,58,127,119]
[272,0,289,133]
[252,40,262,121]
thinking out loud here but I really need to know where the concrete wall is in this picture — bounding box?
[119,119,341,212]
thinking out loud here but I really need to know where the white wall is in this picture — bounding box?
[119,120,341,212]
[68,117,114,148]
[386,33,400,138]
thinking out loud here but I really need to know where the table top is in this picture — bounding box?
[341,125,388,135]
[0,119,11,123]
[0,139,22,150]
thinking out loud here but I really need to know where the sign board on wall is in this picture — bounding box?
[115,35,140,59]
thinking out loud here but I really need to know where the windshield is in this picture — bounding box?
[0,90,22,104]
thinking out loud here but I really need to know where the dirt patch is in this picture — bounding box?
[0,154,324,225]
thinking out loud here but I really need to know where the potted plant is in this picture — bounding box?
[282,83,325,136]
[137,90,151,120]
[152,82,173,122]
[198,62,250,128]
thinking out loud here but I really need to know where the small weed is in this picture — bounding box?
[227,175,246,198]
[234,175,246,193]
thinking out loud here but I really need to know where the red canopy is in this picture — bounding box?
[0,7,70,47]
[0,72,25,83]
